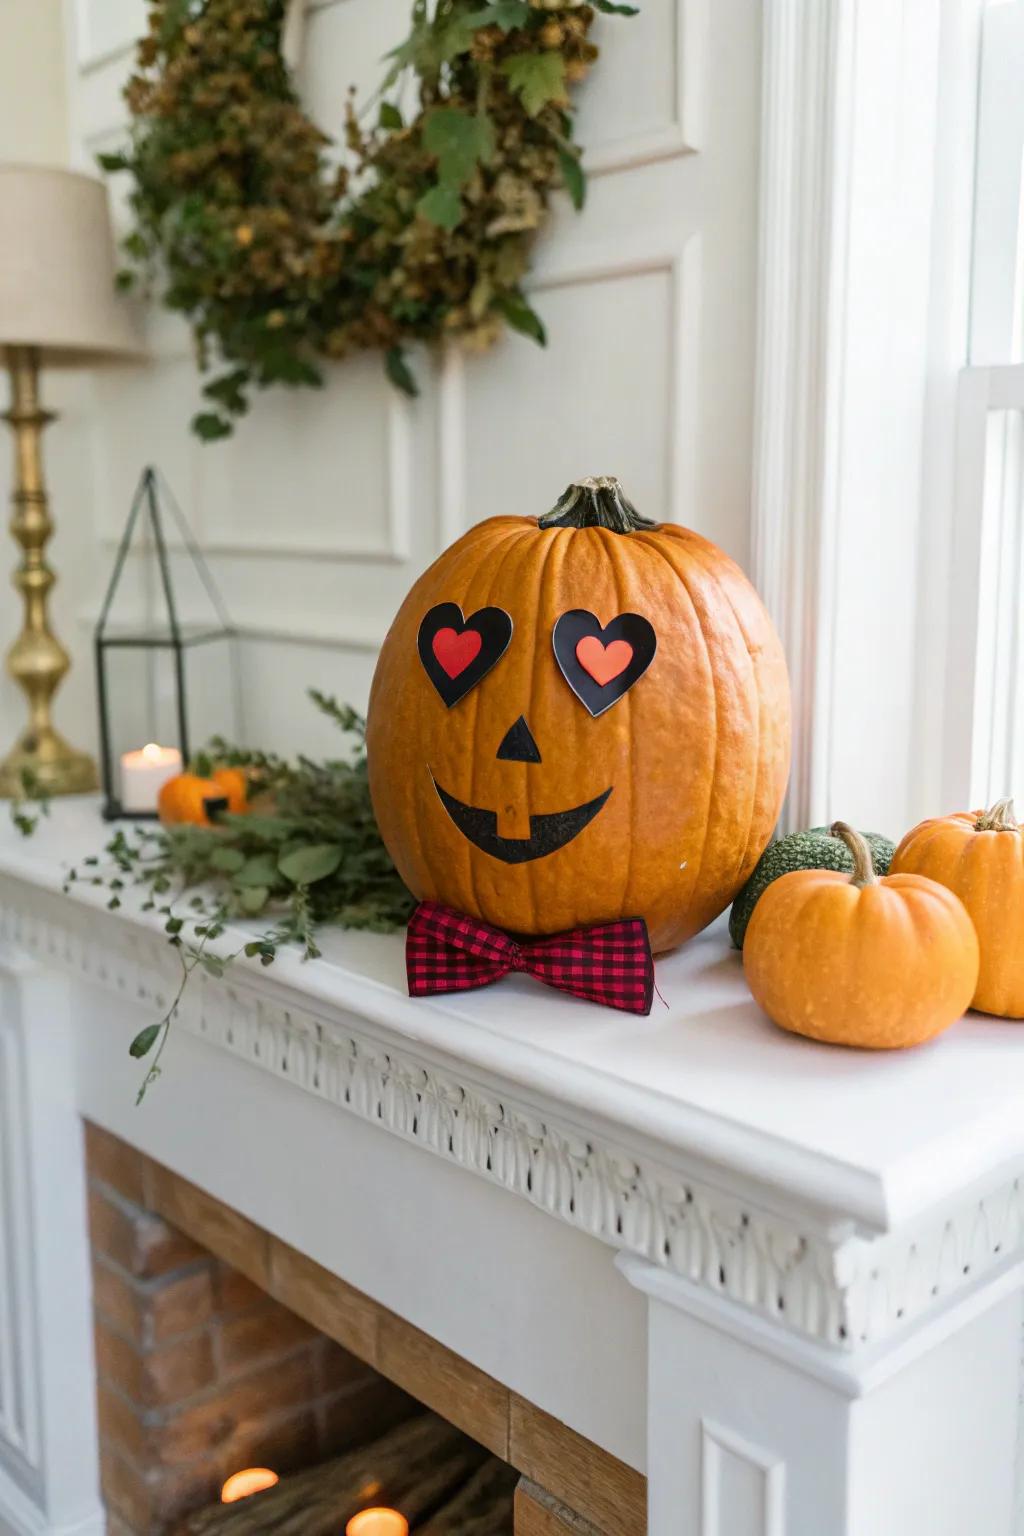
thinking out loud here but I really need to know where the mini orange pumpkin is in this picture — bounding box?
[744,821,979,1049]
[158,767,247,827]
[210,766,248,816]
[367,477,791,952]
[890,798,1024,1017]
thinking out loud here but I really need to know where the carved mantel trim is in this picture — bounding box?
[2,873,1022,1358]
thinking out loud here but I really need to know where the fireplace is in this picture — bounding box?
[84,1124,642,1535]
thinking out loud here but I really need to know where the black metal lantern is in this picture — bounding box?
[94,466,239,820]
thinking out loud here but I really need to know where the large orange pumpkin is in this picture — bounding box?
[890,798,1024,1017]
[744,822,979,1049]
[367,478,790,952]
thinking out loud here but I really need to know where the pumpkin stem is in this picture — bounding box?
[975,797,1019,832]
[539,477,659,533]
[830,821,877,888]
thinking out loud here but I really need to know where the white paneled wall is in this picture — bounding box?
[54,0,760,758]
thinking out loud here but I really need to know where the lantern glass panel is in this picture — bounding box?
[95,468,239,819]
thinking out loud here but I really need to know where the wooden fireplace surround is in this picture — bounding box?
[85,1122,645,1536]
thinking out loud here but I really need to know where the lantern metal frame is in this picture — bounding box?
[94,466,237,821]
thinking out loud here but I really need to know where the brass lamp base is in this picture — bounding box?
[1,345,97,798]
[0,730,97,798]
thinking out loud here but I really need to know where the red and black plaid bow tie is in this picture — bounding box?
[406,902,654,1015]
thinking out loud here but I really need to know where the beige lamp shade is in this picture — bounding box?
[0,163,144,363]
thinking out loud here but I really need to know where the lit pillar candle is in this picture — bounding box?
[346,1511,410,1536]
[119,742,182,813]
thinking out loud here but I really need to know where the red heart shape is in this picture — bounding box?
[433,627,482,679]
[576,635,633,686]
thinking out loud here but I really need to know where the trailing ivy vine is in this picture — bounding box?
[102,0,638,438]
[62,691,414,1101]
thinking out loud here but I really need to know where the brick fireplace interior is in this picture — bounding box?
[83,1124,646,1536]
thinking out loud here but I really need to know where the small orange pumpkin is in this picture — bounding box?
[367,477,790,952]
[890,798,1024,1017]
[744,821,979,1049]
[158,767,247,827]
[210,766,248,816]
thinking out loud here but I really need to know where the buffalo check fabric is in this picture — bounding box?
[406,901,655,1015]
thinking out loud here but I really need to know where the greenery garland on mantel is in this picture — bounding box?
[38,692,415,1101]
[102,0,638,439]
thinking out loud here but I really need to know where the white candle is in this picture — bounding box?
[120,743,182,814]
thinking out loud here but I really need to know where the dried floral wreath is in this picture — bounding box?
[102,0,638,439]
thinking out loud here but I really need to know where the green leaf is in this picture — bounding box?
[239,886,269,915]
[495,291,547,346]
[200,954,226,979]
[592,0,640,13]
[209,846,246,873]
[499,52,567,116]
[278,843,344,886]
[129,1023,161,1060]
[467,1,531,31]
[383,10,477,83]
[97,150,129,173]
[385,346,420,397]
[558,148,586,210]
[417,182,464,231]
[423,108,496,188]
[379,101,404,130]
[202,368,250,416]
[192,411,233,442]
[235,853,281,888]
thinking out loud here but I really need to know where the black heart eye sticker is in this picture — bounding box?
[553,610,657,716]
[418,603,513,707]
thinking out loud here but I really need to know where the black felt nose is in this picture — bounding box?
[496,715,541,763]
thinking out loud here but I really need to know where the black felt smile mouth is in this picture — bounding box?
[430,774,613,865]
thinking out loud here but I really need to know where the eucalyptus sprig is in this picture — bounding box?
[100,0,637,438]
[64,691,413,1102]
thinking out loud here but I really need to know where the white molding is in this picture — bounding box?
[437,347,468,553]
[0,1472,105,1536]
[623,1240,1024,1402]
[90,381,414,567]
[0,1000,41,1484]
[700,1419,785,1536]
[0,960,103,1536]
[437,234,698,543]
[5,877,1024,1356]
[587,0,705,176]
[72,0,144,75]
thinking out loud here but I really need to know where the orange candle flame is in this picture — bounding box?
[221,1467,280,1502]
[346,1510,409,1536]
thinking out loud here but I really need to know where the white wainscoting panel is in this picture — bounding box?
[61,0,761,758]
[438,237,698,543]
[72,0,145,73]
[0,988,41,1499]
[582,0,704,172]
[701,1421,786,1536]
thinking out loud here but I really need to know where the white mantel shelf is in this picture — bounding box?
[4,799,1024,1536]
[3,797,1024,1363]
